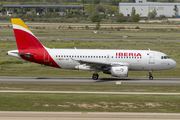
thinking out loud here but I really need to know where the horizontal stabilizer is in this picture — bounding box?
[7,50,33,58]
[12,52,33,58]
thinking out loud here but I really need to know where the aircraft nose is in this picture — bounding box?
[171,60,177,68]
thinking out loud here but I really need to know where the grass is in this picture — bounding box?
[0,25,180,39]
[1,83,180,112]
[0,93,180,112]
[19,29,180,40]
[35,28,180,40]
[1,83,180,92]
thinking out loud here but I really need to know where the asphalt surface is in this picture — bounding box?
[1,37,180,42]
[0,111,180,120]
[1,90,180,95]
[0,77,180,85]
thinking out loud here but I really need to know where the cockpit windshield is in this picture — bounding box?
[161,56,170,59]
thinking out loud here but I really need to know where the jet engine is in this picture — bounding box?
[110,66,128,77]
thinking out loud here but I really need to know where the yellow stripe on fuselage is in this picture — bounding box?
[11,18,31,31]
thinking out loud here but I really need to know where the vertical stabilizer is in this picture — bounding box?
[10,18,60,68]
[11,18,44,52]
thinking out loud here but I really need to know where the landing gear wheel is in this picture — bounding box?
[149,71,153,80]
[92,73,99,80]
[149,76,153,80]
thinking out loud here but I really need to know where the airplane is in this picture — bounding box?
[7,18,177,80]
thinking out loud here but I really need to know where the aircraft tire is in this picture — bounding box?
[149,76,153,80]
[92,73,99,80]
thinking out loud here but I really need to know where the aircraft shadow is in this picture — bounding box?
[95,78,148,82]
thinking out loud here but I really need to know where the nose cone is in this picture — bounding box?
[171,60,177,68]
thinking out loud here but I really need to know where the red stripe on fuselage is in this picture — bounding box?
[14,29,61,68]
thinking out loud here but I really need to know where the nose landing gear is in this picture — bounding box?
[149,71,153,80]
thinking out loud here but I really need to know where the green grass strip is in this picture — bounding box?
[0,93,180,112]
[1,83,180,93]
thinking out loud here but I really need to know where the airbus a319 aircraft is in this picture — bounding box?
[7,18,177,80]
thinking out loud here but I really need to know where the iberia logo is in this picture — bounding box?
[116,52,141,57]
[120,68,124,72]
[116,68,124,72]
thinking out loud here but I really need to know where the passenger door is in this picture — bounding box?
[149,52,155,64]
[44,51,49,62]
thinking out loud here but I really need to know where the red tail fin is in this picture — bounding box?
[11,18,60,68]
[11,18,44,52]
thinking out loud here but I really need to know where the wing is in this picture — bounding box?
[75,59,111,69]
[72,58,130,70]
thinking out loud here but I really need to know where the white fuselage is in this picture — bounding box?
[46,49,177,71]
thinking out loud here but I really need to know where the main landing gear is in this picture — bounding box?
[149,71,153,80]
[92,73,99,80]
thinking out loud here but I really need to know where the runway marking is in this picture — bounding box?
[81,112,88,114]
[116,81,121,84]
[0,90,180,95]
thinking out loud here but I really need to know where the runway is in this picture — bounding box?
[0,111,180,120]
[1,90,180,95]
[0,77,180,85]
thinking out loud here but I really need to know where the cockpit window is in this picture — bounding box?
[161,56,170,59]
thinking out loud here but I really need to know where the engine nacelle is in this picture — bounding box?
[111,66,128,77]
